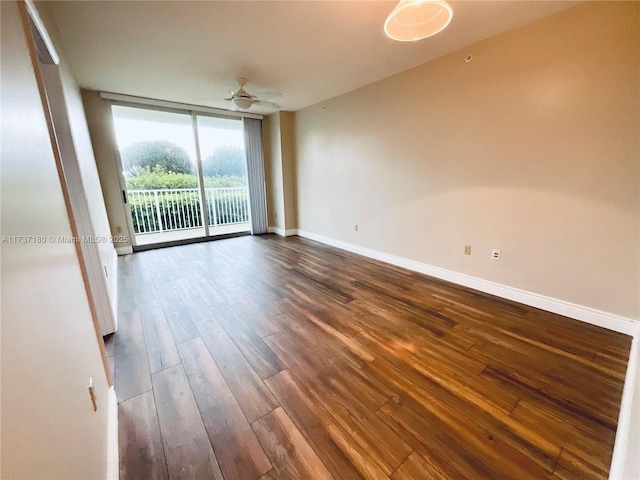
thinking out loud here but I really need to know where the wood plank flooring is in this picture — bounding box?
[108,234,631,480]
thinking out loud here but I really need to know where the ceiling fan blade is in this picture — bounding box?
[219,78,281,110]
[253,99,280,109]
[255,91,283,99]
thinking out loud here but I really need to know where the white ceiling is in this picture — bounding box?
[47,1,579,115]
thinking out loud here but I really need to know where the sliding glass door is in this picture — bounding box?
[111,105,251,247]
[196,115,250,237]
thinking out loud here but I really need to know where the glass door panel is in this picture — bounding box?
[112,106,205,246]
[196,115,251,236]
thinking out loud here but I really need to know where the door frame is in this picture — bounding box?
[20,0,113,385]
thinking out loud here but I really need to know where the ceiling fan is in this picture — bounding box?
[224,78,278,111]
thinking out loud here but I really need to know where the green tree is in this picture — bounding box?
[121,140,193,175]
[202,145,246,177]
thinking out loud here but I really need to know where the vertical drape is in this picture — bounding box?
[243,118,268,234]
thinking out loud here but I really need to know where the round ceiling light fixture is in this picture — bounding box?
[384,0,453,42]
[232,96,253,110]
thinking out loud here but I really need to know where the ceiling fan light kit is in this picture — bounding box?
[233,98,253,110]
[225,77,258,110]
[232,95,253,110]
[384,0,453,42]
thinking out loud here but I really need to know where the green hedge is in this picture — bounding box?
[125,166,246,190]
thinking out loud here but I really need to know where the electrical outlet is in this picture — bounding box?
[354,224,359,232]
[491,249,501,260]
[464,245,471,255]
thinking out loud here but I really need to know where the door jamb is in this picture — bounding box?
[19,0,112,386]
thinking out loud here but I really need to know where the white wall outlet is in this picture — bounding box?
[354,224,359,232]
[491,249,501,260]
[464,245,471,255]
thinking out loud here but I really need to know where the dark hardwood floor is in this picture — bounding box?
[105,234,631,480]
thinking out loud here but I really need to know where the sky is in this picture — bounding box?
[111,105,245,170]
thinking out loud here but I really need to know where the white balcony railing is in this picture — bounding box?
[128,187,249,234]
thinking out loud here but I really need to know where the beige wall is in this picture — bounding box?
[266,113,286,229]
[280,111,298,231]
[295,2,640,320]
[265,111,298,231]
[262,115,275,226]
[82,90,133,250]
[1,1,110,478]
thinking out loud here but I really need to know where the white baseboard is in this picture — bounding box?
[295,229,639,479]
[295,229,638,336]
[609,323,640,480]
[115,245,133,256]
[268,226,298,237]
[107,386,119,480]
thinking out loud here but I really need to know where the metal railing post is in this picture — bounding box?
[210,188,218,226]
[154,190,163,232]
